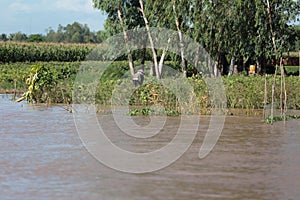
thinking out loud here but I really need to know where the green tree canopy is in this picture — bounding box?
[26,34,45,42]
[95,0,299,75]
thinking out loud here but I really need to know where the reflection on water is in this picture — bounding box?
[0,94,299,200]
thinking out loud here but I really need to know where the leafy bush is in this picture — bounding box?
[223,75,300,110]
[0,62,80,92]
[23,63,78,103]
[284,66,299,76]
[0,63,30,91]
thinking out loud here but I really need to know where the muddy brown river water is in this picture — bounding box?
[0,94,299,200]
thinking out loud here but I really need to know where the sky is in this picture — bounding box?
[0,0,107,35]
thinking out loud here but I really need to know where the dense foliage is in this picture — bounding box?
[0,62,81,93]
[222,75,300,110]
[93,0,300,76]
[0,42,95,63]
[99,75,300,113]
[23,63,76,103]
[0,1,299,119]
[1,62,299,113]
[0,63,30,91]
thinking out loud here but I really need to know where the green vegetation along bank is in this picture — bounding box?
[1,62,299,115]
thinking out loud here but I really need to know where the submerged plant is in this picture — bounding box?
[129,108,181,116]
[265,115,300,124]
[23,63,75,104]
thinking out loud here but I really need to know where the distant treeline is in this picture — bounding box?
[0,22,108,44]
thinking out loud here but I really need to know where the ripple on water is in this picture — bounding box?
[0,94,299,200]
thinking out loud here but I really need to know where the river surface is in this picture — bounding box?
[0,94,299,200]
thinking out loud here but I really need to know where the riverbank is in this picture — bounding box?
[0,89,25,94]
[2,93,299,119]
[1,62,299,115]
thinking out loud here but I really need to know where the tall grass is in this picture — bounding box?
[0,42,96,63]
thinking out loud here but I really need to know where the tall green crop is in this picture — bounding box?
[0,42,100,63]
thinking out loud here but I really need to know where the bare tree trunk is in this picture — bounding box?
[271,65,278,124]
[118,7,135,76]
[266,0,287,124]
[173,0,187,77]
[256,58,261,75]
[229,56,235,75]
[139,0,160,79]
[194,46,200,75]
[270,64,277,125]
[242,57,246,73]
[208,56,214,77]
[266,0,277,54]
[150,60,155,77]
[211,60,215,77]
[13,79,17,100]
[263,74,268,120]
[268,12,276,123]
[279,58,287,124]
[159,50,166,76]
[284,86,287,124]
[214,61,219,77]
[280,59,283,116]
[140,46,146,72]
[158,38,171,76]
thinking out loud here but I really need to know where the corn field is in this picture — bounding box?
[0,42,98,63]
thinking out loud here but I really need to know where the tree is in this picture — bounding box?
[253,0,299,123]
[139,0,161,78]
[0,33,8,41]
[139,0,190,78]
[64,22,85,43]
[95,30,108,43]
[186,0,299,76]
[173,0,190,77]
[45,22,98,43]
[292,25,300,51]
[26,34,45,42]
[9,32,27,41]
[45,26,64,43]
[93,0,144,76]
[96,0,299,78]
